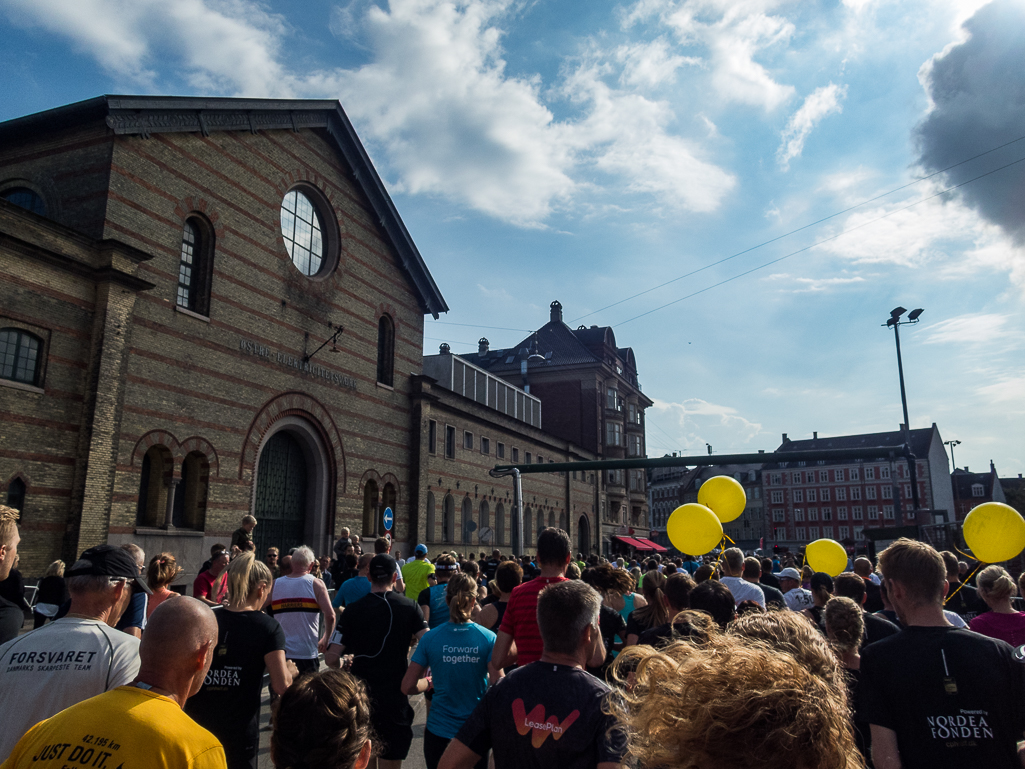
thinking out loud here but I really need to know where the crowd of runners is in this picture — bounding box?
[0,504,1023,769]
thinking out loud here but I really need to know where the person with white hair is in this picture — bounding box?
[268,545,335,677]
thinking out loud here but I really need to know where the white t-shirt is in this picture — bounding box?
[721,576,766,608]
[783,587,814,611]
[0,618,141,761]
[943,610,967,628]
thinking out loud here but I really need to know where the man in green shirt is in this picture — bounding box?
[401,544,436,600]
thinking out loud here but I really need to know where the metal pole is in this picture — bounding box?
[891,321,920,511]
[513,468,523,556]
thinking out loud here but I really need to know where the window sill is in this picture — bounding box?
[0,378,44,394]
[134,526,205,537]
[175,305,211,323]
[376,381,395,391]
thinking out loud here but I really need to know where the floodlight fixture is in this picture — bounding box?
[890,306,907,319]
[908,308,924,321]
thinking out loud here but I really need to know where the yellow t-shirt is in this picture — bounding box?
[1,686,226,769]
[401,558,436,600]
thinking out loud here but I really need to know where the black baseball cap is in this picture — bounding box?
[810,572,834,594]
[368,554,398,580]
[66,545,153,595]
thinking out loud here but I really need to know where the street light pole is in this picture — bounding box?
[883,306,924,511]
[944,439,961,470]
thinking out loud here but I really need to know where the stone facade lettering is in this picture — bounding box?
[238,338,358,391]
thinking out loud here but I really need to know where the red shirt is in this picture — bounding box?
[193,570,227,603]
[498,575,568,665]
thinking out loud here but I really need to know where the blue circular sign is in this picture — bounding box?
[383,506,393,531]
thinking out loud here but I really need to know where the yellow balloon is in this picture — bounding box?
[667,503,723,556]
[806,539,848,577]
[963,502,1025,563]
[697,475,747,523]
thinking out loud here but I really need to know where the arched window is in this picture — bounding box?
[462,497,473,544]
[496,502,505,546]
[136,445,173,528]
[536,510,545,542]
[376,315,395,387]
[559,512,567,532]
[362,480,379,538]
[425,492,436,542]
[2,187,46,217]
[6,477,26,513]
[479,501,490,545]
[0,328,43,386]
[548,510,555,528]
[443,494,455,543]
[176,217,214,316]
[172,451,208,530]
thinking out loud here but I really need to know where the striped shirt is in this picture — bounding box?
[498,575,568,665]
[271,574,320,659]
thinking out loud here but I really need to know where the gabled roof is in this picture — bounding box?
[0,95,448,317]
[773,425,936,464]
[952,464,999,497]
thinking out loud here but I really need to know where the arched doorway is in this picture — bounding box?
[254,431,307,556]
[461,497,473,544]
[443,494,455,543]
[251,415,332,557]
[578,515,590,555]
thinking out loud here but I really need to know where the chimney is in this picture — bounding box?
[782,433,788,442]
[758,449,765,453]
[813,431,818,440]
[478,337,489,355]
[550,300,563,323]
[990,459,996,473]
[439,343,451,355]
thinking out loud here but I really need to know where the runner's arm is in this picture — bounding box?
[313,578,336,653]
[587,624,605,669]
[401,661,430,695]
[265,650,295,696]
[869,725,903,769]
[492,629,514,669]
[437,739,482,769]
[324,641,344,668]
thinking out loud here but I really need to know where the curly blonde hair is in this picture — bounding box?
[824,596,864,655]
[611,633,864,769]
[727,609,843,689]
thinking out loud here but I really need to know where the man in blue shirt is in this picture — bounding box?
[332,552,372,610]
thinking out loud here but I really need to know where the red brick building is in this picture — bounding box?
[0,96,447,575]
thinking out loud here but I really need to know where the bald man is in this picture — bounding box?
[2,598,227,769]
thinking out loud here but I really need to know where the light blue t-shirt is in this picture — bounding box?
[332,576,371,608]
[410,621,496,739]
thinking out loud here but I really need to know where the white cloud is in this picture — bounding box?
[650,397,764,452]
[777,83,848,169]
[923,314,1013,345]
[4,0,291,95]
[813,189,1025,289]
[624,0,797,111]
[765,272,866,292]
[975,374,1025,407]
[614,38,698,89]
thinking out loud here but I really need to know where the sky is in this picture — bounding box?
[2,0,1024,478]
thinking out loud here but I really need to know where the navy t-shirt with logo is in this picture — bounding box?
[455,662,626,769]
[860,626,1025,769]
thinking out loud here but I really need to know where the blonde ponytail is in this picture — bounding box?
[446,573,477,623]
[227,551,273,609]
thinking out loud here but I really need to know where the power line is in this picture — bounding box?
[614,153,1025,327]
[571,132,1025,324]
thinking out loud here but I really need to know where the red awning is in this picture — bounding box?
[635,537,667,552]
[613,536,654,551]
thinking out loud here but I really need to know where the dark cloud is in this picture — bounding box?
[915,0,1025,244]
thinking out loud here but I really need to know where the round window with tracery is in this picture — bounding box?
[280,189,325,276]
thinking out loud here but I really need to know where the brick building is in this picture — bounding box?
[457,301,652,556]
[951,461,1007,520]
[413,349,599,557]
[0,96,447,575]
[763,424,955,551]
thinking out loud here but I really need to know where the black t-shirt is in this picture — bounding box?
[35,576,68,607]
[864,579,884,613]
[759,583,787,609]
[862,610,900,649]
[760,572,782,591]
[455,662,627,769]
[484,558,500,582]
[860,626,1025,769]
[589,604,625,677]
[637,620,704,648]
[186,608,286,757]
[624,607,662,639]
[0,596,22,644]
[945,582,984,620]
[337,590,427,694]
